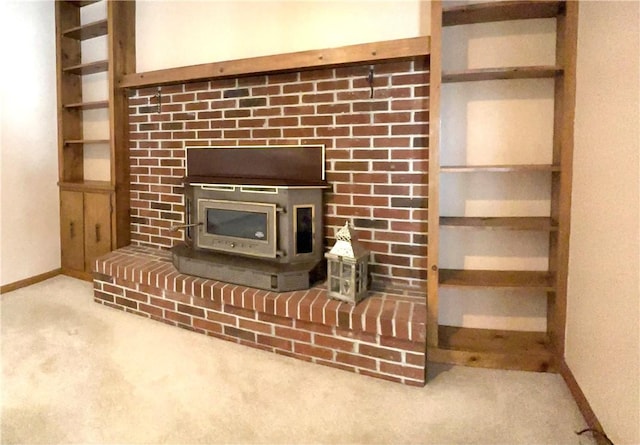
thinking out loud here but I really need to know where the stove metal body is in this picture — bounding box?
[172,145,327,291]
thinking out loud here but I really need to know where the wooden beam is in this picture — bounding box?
[119,36,430,89]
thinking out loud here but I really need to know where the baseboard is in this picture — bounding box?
[60,268,93,282]
[0,268,62,294]
[559,359,612,445]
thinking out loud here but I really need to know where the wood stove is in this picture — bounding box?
[171,145,327,291]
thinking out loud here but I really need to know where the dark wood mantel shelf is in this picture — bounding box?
[118,36,430,89]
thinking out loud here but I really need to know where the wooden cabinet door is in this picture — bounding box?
[83,192,112,273]
[60,190,85,271]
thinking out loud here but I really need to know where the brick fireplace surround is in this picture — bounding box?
[94,56,430,385]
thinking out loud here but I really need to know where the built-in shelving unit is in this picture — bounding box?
[55,0,135,279]
[427,0,578,372]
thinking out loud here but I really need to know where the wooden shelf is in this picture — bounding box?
[64,100,109,110]
[63,60,108,75]
[443,66,562,83]
[428,325,555,372]
[64,139,110,145]
[65,0,102,7]
[119,36,430,88]
[63,19,108,41]
[58,180,114,193]
[440,164,560,173]
[440,217,558,231]
[439,269,555,290]
[443,1,564,27]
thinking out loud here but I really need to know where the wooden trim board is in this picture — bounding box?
[548,0,579,359]
[119,36,430,88]
[426,0,442,350]
[558,360,611,445]
[0,269,62,294]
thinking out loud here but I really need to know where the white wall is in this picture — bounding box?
[0,1,60,286]
[136,0,429,72]
[566,2,640,444]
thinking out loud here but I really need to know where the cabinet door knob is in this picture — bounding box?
[70,221,75,238]
[95,224,101,243]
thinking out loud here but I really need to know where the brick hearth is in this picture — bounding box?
[94,245,427,385]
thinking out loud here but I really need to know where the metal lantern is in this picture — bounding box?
[325,222,369,304]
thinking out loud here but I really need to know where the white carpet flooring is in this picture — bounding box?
[1,275,595,444]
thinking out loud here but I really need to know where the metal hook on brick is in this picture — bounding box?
[367,66,375,99]
[155,86,162,113]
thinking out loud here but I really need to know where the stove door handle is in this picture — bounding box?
[170,222,203,232]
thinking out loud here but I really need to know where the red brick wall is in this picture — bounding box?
[128,57,429,292]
